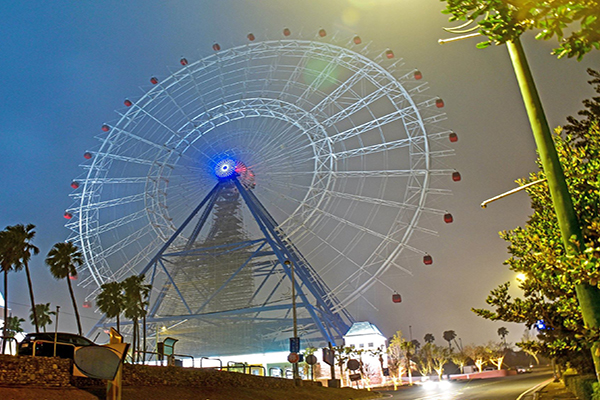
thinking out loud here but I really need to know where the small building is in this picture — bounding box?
[343,321,387,351]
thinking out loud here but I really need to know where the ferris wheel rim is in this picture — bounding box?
[67,34,454,310]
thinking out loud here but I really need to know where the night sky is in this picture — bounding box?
[2,0,599,348]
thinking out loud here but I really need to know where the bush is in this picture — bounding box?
[563,373,595,400]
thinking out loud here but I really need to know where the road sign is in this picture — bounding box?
[289,337,300,353]
[288,352,300,363]
[305,354,317,365]
[349,373,362,382]
[347,359,360,371]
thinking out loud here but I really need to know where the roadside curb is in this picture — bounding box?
[517,378,554,400]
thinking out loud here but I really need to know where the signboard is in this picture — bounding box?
[383,367,390,377]
[349,373,362,382]
[289,337,300,353]
[288,352,300,363]
[322,348,335,366]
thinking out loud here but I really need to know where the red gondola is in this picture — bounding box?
[392,293,402,303]
[435,98,444,108]
[69,274,78,280]
[423,255,433,265]
[385,49,394,59]
[283,28,291,36]
[83,152,92,160]
[150,77,158,84]
[449,132,458,142]
[414,70,422,80]
[180,57,188,66]
[71,181,80,189]
[452,171,461,182]
[212,43,221,51]
[444,213,453,223]
[64,212,73,219]
[101,124,110,132]
[247,33,255,41]
[353,35,361,45]
[124,99,132,107]
[318,28,326,37]
[82,301,92,308]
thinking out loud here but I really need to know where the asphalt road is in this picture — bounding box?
[376,369,553,400]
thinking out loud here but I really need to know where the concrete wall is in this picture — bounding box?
[0,355,72,387]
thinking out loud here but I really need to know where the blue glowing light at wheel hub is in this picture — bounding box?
[215,159,237,178]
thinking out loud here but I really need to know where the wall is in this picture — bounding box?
[0,355,322,389]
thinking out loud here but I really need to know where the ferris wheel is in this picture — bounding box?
[66,29,458,319]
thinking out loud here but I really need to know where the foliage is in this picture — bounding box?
[442,0,600,60]
[443,330,457,350]
[450,348,470,373]
[0,224,40,335]
[96,281,125,332]
[46,241,84,335]
[4,315,25,337]
[497,327,509,344]
[485,341,507,370]
[122,274,151,362]
[430,344,451,379]
[424,333,435,344]
[463,344,488,372]
[472,70,600,373]
[30,303,55,333]
[387,331,415,381]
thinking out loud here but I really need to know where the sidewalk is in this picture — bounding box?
[535,380,578,400]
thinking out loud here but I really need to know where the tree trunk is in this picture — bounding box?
[2,270,8,354]
[24,263,39,333]
[132,318,137,363]
[116,314,120,333]
[67,277,82,336]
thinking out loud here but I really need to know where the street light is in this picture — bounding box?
[284,260,300,381]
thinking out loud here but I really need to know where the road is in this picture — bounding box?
[376,369,553,400]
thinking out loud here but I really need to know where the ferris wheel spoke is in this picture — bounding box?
[320,82,398,127]
[79,209,148,239]
[77,193,145,213]
[95,223,155,262]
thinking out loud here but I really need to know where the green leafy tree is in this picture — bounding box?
[96,281,125,332]
[442,0,600,60]
[30,303,55,333]
[46,241,83,335]
[472,70,600,373]
[450,348,470,373]
[388,331,415,384]
[122,275,150,362]
[486,341,507,370]
[463,344,488,373]
[443,330,457,351]
[430,344,451,379]
[416,342,434,376]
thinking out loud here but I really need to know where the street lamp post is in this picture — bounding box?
[285,260,300,381]
[506,37,600,380]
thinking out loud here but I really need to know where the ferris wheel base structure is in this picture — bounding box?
[90,173,354,355]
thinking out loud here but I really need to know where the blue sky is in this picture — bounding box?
[2,0,600,347]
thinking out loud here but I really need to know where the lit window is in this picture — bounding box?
[368,342,374,347]
[359,343,364,348]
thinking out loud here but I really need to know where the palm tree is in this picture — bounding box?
[424,333,435,344]
[0,224,40,352]
[497,327,509,347]
[122,275,150,362]
[30,303,55,333]
[96,281,124,332]
[5,315,25,338]
[45,242,84,335]
[4,224,40,334]
[443,330,457,351]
